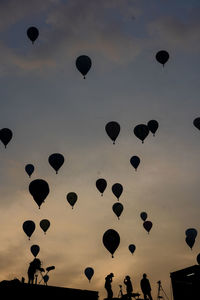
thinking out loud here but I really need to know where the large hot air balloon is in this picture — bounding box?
[140,212,147,222]
[147,120,159,136]
[66,192,78,209]
[197,253,200,265]
[25,164,35,178]
[76,55,92,79]
[112,183,123,200]
[155,50,169,67]
[128,244,136,255]
[29,179,50,209]
[30,245,40,257]
[103,229,120,258]
[40,219,50,234]
[130,156,140,171]
[105,122,120,144]
[23,220,35,240]
[134,124,149,143]
[48,153,64,174]
[112,203,123,220]
[193,118,200,130]
[84,267,94,282]
[0,128,13,148]
[96,178,107,196]
[185,236,195,250]
[185,228,198,239]
[143,221,153,234]
[27,27,39,44]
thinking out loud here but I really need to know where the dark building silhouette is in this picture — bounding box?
[170,265,200,300]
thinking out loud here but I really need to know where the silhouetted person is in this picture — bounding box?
[124,275,133,299]
[105,273,114,299]
[28,258,43,284]
[140,274,153,300]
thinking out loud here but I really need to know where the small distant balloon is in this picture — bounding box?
[193,118,200,130]
[27,27,39,44]
[128,244,136,255]
[147,120,159,136]
[0,128,13,148]
[105,122,120,144]
[96,178,107,196]
[103,229,120,258]
[23,220,35,240]
[48,153,64,174]
[130,156,140,171]
[84,267,94,282]
[140,212,148,221]
[25,164,35,178]
[76,55,92,79]
[29,179,50,209]
[134,124,149,143]
[66,192,78,209]
[185,236,195,250]
[196,253,200,265]
[112,202,123,220]
[40,219,50,234]
[143,221,153,234]
[155,50,169,67]
[30,245,40,257]
[112,183,123,200]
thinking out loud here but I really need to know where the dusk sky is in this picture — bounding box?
[0,0,200,299]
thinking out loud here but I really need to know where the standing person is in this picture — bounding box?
[124,275,133,299]
[140,273,153,300]
[28,258,43,284]
[105,273,114,299]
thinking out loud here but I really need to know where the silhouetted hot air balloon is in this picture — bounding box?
[40,219,50,234]
[128,244,136,255]
[134,124,149,143]
[76,55,92,79]
[185,236,195,250]
[197,253,200,265]
[48,153,64,174]
[103,229,120,258]
[105,122,120,144]
[193,118,200,130]
[143,221,153,234]
[66,192,78,209]
[23,220,35,240]
[140,212,147,222]
[96,178,107,196]
[27,27,39,44]
[185,228,198,239]
[147,120,159,136]
[112,183,123,200]
[84,267,94,282]
[130,156,140,171]
[30,245,40,257]
[155,50,169,67]
[112,202,123,220]
[29,179,50,209]
[0,128,13,148]
[25,164,35,178]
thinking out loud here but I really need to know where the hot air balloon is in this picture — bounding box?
[140,212,148,222]
[29,179,50,209]
[25,164,35,178]
[84,267,94,282]
[185,228,198,239]
[197,253,200,265]
[130,156,140,171]
[112,203,123,220]
[96,178,107,196]
[0,128,13,148]
[103,229,120,258]
[48,153,64,174]
[30,245,40,257]
[155,50,169,67]
[112,183,123,200]
[134,124,149,143]
[23,220,35,240]
[193,118,200,130]
[76,55,92,79]
[40,219,50,234]
[147,120,159,136]
[185,236,195,250]
[27,27,39,44]
[128,244,136,255]
[66,192,78,209]
[143,221,153,234]
[105,122,120,144]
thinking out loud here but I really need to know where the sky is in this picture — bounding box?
[0,0,200,299]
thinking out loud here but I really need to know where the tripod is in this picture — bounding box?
[157,281,169,300]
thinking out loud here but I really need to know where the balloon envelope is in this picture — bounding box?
[105,122,120,144]
[84,267,94,282]
[27,27,39,43]
[40,219,50,234]
[23,220,35,239]
[185,228,198,239]
[112,202,123,219]
[103,229,120,258]
[140,212,147,221]
[96,178,107,196]
[48,153,64,174]
[66,192,78,208]
[31,245,40,257]
[155,50,169,66]
[0,128,13,148]
[25,164,35,178]
[29,179,50,208]
[143,221,153,233]
[128,244,136,254]
[134,124,149,143]
[147,120,159,136]
[185,236,195,250]
[130,156,140,171]
[193,118,200,130]
[112,183,123,200]
[76,55,92,78]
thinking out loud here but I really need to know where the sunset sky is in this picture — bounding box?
[0,0,200,299]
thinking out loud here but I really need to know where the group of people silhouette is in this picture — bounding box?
[105,273,153,300]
